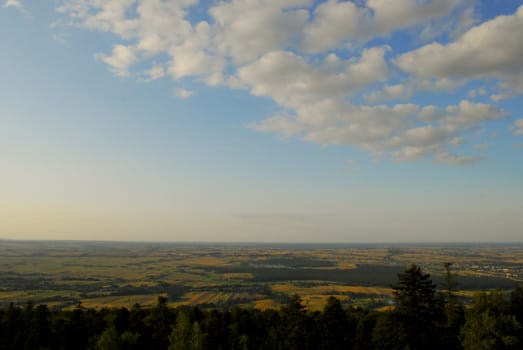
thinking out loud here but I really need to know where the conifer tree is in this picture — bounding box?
[440,262,465,349]
[391,264,444,350]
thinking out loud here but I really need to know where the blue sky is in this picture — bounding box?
[1,0,522,242]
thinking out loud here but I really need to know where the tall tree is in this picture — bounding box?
[280,294,308,350]
[442,263,462,321]
[320,296,355,350]
[440,262,465,349]
[391,264,444,350]
[145,296,175,349]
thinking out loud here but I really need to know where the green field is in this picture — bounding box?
[1,240,522,310]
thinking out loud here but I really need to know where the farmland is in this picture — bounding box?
[1,240,522,310]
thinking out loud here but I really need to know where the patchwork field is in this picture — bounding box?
[1,240,522,310]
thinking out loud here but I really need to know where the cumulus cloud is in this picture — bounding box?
[210,0,310,64]
[237,47,389,107]
[174,88,194,99]
[94,44,137,77]
[51,1,522,165]
[249,99,507,163]
[3,0,22,9]
[396,5,523,80]
[143,64,165,81]
[441,100,507,130]
[435,152,480,166]
[367,0,460,35]
[302,0,461,53]
[302,0,364,53]
[513,119,523,135]
[365,77,459,102]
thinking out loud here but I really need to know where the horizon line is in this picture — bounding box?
[1,238,523,246]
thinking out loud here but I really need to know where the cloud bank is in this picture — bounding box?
[49,1,523,164]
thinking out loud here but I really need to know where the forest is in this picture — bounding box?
[1,264,522,350]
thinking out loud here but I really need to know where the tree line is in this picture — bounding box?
[1,264,522,350]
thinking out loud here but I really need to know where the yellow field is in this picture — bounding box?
[272,283,393,297]
[182,256,232,266]
[303,294,352,311]
[177,291,231,306]
[221,273,253,280]
[79,293,166,309]
[1,241,521,311]
[455,290,478,298]
[375,305,394,312]
[254,299,278,310]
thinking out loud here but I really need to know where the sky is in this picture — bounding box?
[1,0,523,243]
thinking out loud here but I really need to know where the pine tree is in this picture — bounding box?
[440,262,465,349]
[320,296,354,350]
[391,264,444,350]
[280,294,308,350]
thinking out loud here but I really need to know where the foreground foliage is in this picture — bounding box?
[1,264,522,350]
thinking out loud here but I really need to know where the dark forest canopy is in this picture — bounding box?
[1,265,522,350]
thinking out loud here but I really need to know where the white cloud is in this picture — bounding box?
[52,1,522,165]
[174,88,194,99]
[210,0,310,64]
[165,21,220,80]
[248,113,304,137]
[250,99,506,163]
[302,0,364,53]
[513,119,523,135]
[392,145,438,162]
[367,0,460,35]
[237,47,389,107]
[450,137,464,145]
[302,0,461,53]
[144,64,165,81]
[386,125,452,149]
[396,5,523,79]
[3,0,22,9]
[435,152,480,166]
[365,77,459,103]
[250,100,419,147]
[441,100,507,131]
[94,44,137,77]
[59,0,226,84]
[490,92,513,102]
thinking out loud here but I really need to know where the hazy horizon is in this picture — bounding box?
[2,1,523,243]
[2,238,523,246]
